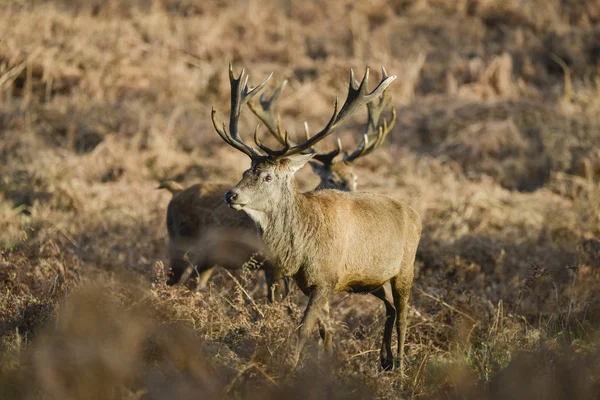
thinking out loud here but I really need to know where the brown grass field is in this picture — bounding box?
[1,0,600,398]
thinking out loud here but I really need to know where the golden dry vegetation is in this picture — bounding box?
[1,0,600,398]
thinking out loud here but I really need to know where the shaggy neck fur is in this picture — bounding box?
[243,179,319,277]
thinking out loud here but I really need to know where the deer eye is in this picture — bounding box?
[264,174,273,182]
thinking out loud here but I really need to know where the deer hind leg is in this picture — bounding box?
[291,287,329,367]
[318,301,333,356]
[391,272,414,377]
[392,238,418,377]
[372,282,396,370]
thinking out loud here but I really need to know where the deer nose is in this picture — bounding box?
[225,190,238,204]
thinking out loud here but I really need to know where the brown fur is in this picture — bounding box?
[226,154,422,375]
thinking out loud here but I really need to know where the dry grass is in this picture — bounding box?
[1,0,600,398]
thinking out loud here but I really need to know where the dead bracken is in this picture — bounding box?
[1,1,600,399]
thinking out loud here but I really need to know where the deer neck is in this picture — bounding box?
[244,182,312,277]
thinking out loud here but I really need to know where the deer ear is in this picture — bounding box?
[308,160,325,175]
[284,153,315,173]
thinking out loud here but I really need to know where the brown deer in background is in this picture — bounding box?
[160,70,395,302]
[215,65,422,375]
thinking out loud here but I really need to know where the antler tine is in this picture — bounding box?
[366,88,392,137]
[349,68,360,90]
[312,137,343,165]
[254,125,290,157]
[333,66,397,129]
[259,66,396,160]
[303,121,314,151]
[211,108,256,158]
[301,121,343,165]
[247,79,288,145]
[345,133,369,161]
[342,68,397,163]
[371,107,396,151]
[212,64,272,158]
[343,102,397,163]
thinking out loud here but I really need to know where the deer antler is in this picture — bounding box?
[303,121,343,165]
[211,63,272,159]
[247,80,288,145]
[254,66,397,160]
[213,65,396,161]
[249,81,343,165]
[343,69,397,163]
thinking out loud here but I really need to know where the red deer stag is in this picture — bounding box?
[215,65,422,375]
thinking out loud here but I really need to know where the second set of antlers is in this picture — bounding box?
[211,64,398,164]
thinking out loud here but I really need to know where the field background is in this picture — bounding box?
[1,0,600,398]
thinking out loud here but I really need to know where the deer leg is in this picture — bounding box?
[372,282,396,370]
[263,263,292,303]
[291,287,329,367]
[196,267,215,290]
[392,239,417,378]
[179,263,213,292]
[166,257,188,286]
[318,300,333,355]
[280,276,291,300]
[392,276,412,376]
[263,263,281,303]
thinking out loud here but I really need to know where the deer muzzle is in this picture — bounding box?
[225,189,245,210]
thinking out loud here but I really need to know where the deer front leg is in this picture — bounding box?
[269,276,291,303]
[167,257,188,286]
[196,267,215,290]
[290,287,329,367]
[263,262,287,303]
